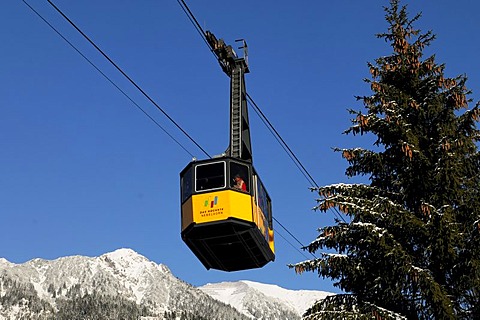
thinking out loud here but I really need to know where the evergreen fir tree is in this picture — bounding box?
[291,1,480,319]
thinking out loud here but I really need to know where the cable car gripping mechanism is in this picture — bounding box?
[205,30,249,76]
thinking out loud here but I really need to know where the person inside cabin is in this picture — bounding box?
[233,174,247,191]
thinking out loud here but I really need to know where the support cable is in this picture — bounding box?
[46,0,211,159]
[246,94,319,188]
[274,217,316,258]
[176,0,211,51]
[22,0,195,158]
[274,228,311,260]
[246,93,347,224]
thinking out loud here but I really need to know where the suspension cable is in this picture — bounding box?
[46,0,211,159]
[22,0,195,158]
[246,94,347,224]
[246,94,319,188]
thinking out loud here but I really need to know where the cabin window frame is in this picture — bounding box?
[256,176,273,229]
[181,166,193,203]
[194,161,227,193]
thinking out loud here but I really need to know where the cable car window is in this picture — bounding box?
[181,167,193,203]
[195,162,226,192]
[257,178,272,225]
[230,162,249,192]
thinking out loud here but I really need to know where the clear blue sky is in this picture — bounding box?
[1,1,478,293]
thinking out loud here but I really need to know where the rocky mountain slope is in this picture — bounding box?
[0,249,331,319]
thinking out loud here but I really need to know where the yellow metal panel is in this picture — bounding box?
[268,229,275,254]
[190,190,253,224]
[251,202,268,242]
[251,200,275,254]
[228,190,254,221]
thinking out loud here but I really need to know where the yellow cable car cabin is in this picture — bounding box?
[180,31,274,271]
[180,157,274,271]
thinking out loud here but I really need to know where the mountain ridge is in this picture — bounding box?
[0,248,331,319]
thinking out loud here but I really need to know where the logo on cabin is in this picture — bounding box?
[204,196,218,208]
[199,195,224,216]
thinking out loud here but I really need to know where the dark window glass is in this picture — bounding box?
[181,167,193,203]
[230,162,249,192]
[195,162,226,192]
[257,178,272,228]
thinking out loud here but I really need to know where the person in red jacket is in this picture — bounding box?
[233,174,247,191]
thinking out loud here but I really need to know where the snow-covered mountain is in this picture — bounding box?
[200,280,332,318]
[0,249,331,319]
